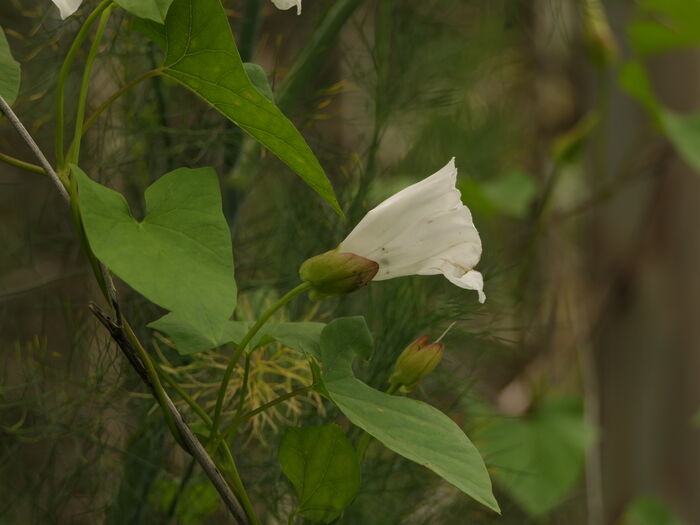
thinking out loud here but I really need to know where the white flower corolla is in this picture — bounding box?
[339,158,486,303]
[51,0,83,19]
[271,0,302,15]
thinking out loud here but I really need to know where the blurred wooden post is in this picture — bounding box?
[589,3,700,522]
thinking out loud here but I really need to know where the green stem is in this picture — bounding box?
[226,385,314,438]
[277,0,362,111]
[357,383,399,461]
[67,3,116,165]
[66,174,109,298]
[226,0,362,186]
[0,152,44,175]
[157,365,261,524]
[123,321,184,449]
[219,449,262,525]
[156,364,212,427]
[238,0,263,63]
[55,0,112,170]
[82,68,162,134]
[232,355,252,423]
[209,282,312,442]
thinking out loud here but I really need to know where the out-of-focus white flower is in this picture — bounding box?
[51,0,83,19]
[271,0,302,15]
[339,158,486,303]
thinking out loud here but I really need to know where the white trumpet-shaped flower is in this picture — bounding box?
[51,0,83,19]
[339,158,486,303]
[271,0,302,15]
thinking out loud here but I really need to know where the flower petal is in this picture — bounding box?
[341,158,483,296]
[51,0,83,19]
[271,0,302,15]
[368,205,481,279]
[341,158,463,258]
[444,269,486,304]
[338,158,485,302]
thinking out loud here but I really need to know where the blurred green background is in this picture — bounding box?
[1,0,700,523]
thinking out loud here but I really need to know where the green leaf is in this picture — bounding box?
[150,473,220,525]
[148,314,250,354]
[74,165,236,345]
[319,317,499,513]
[244,63,274,103]
[457,178,499,217]
[150,312,324,356]
[457,170,536,220]
[131,17,166,49]
[279,424,361,523]
[0,27,20,106]
[263,322,325,359]
[623,496,685,525]
[481,170,537,219]
[619,61,700,173]
[659,110,700,173]
[474,398,595,517]
[115,0,174,23]
[628,0,700,56]
[162,0,342,215]
[619,61,660,119]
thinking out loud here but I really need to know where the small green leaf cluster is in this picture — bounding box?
[620,0,700,175]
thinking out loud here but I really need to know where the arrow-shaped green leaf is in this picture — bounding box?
[74,165,236,343]
[319,317,499,513]
[150,312,324,357]
[161,0,342,215]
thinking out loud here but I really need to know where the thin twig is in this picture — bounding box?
[1,91,247,525]
[0,95,69,202]
[165,395,248,525]
[90,304,248,525]
[90,303,149,382]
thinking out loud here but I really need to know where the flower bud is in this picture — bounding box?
[389,336,444,392]
[299,250,379,298]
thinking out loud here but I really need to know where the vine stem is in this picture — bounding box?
[0,93,249,525]
[232,354,252,423]
[159,358,311,524]
[156,364,261,525]
[0,95,69,202]
[55,0,113,169]
[82,68,162,134]
[67,3,117,165]
[209,282,312,442]
[157,364,213,426]
[0,152,44,175]
[224,385,314,441]
[88,304,247,524]
[123,321,184,447]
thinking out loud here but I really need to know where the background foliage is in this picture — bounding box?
[1,0,699,523]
